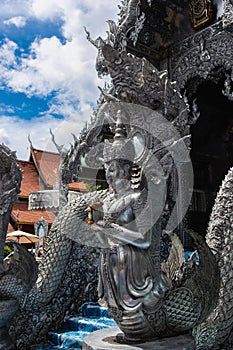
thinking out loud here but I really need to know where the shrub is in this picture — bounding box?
[4,244,12,257]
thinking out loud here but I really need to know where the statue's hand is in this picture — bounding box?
[91,223,102,231]
[111,223,121,230]
[96,220,106,227]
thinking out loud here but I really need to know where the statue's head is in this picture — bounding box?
[105,158,133,188]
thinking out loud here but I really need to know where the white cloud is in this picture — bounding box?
[3,16,26,28]
[0,127,9,145]
[1,35,101,114]
[0,115,58,159]
[0,105,92,160]
[0,1,31,19]
[30,0,119,38]
[0,0,120,158]
[30,0,67,21]
[0,1,119,102]
[0,39,18,67]
[47,104,94,149]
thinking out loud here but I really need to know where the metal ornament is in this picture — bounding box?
[7,2,233,349]
[34,217,49,255]
[189,0,213,29]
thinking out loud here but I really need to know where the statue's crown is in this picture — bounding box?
[103,110,135,163]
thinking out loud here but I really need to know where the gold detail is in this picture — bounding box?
[190,0,213,29]
[86,206,94,225]
[85,201,103,225]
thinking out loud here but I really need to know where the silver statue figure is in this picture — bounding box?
[80,113,171,342]
[59,105,222,346]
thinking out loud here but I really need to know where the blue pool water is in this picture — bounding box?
[34,302,117,349]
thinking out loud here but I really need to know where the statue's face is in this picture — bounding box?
[105,160,126,188]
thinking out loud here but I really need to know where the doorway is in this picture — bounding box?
[189,79,233,236]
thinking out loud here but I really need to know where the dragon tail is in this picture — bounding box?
[193,167,233,349]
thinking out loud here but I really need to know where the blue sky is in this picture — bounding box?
[0,0,119,159]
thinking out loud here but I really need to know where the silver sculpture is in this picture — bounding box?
[8,1,233,349]
[58,100,231,348]
[64,111,173,343]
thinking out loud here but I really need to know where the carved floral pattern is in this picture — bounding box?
[170,23,233,91]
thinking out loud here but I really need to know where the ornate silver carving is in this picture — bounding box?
[223,0,233,30]
[99,42,188,123]
[192,167,233,349]
[0,144,21,262]
[130,11,146,46]
[12,190,108,348]
[55,100,223,344]
[115,0,141,47]
[118,0,131,26]
[222,70,233,100]
[199,36,210,62]
[0,144,38,350]
[170,22,233,90]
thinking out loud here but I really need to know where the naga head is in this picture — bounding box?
[100,43,188,120]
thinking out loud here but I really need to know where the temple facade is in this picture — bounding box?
[8,143,87,239]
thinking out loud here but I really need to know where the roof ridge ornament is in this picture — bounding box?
[28,134,33,149]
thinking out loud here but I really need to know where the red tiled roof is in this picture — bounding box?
[30,147,87,192]
[69,181,87,192]
[30,148,60,188]
[18,160,40,198]
[11,202,55,225]
[7,223,15,233]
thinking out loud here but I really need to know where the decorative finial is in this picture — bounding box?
[98,86,119,103]
[28,134,33,148]
[103,110,135,163]
[114,110,127,140]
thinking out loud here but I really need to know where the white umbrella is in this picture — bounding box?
[6,231,40,244]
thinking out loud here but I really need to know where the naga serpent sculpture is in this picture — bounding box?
[5,8,233,350]
[57,104,233,349]
[11,102,233,350]
[0,144,38,350]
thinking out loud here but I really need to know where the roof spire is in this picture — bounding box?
[28,134,33,149]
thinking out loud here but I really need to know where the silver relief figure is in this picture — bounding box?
[58,103,224,346]
[89,113,171,342]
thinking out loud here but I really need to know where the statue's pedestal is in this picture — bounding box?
[83,327,194,350]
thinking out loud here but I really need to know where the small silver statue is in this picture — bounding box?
[88,114,171,342]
